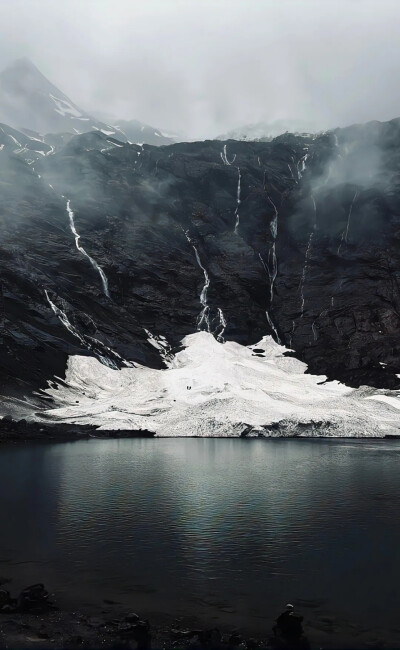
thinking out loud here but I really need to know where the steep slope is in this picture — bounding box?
[92,114,176,146]
[0,59,174,146]
[0,118,400,429]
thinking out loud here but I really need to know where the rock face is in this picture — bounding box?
[0,116,400,414]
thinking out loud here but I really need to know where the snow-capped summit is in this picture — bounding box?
[217,118,321,142]
[0,59,176,145]
[0,58,93,135]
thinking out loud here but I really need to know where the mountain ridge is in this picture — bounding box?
[0,58,176,146]
[0,113,400,433]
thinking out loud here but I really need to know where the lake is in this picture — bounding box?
[1,438,400,639]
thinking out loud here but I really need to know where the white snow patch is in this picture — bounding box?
[365,395,400,410]
[159,131,178,139]
[8,134,22,147]
[42,332,400,437]
[49,94,83,118]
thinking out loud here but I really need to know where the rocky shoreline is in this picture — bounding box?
[0,417,156,444]
[1,416,399,443]
[0,581,398,650]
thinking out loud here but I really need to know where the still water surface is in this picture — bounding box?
[1,439,399,629]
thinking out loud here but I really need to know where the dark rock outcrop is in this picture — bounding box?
[1,116,400,409]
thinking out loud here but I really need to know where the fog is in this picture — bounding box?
[0,0,399,139]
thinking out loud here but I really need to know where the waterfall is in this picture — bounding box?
[258,192,281,342]
[266,311,281,345]
[299,232,314,319]
[287,162,297,183]
[45,289,85,345]
[297,151,309,179]
[192,246,211,331]
[66,200,110,297]
[215,308,227,343]
[267,195,278,239]
[44,290,130,369]
[311,319,318,342]
[220,144,236,166]
[183,230,211,332]
[337,190,359,255]
[183,229,228,341]
[234,167,241,233]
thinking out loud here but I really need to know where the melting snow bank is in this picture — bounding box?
[41,332,400,437]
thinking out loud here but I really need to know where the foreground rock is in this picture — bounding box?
[0,416,155,443]
[0,582,397,649]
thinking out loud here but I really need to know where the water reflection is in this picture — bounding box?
[1,439,399,626]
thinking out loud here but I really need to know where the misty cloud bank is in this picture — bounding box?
[0,0,399,139]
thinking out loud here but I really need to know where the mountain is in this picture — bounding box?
[0,59,175,146]
[0,117,400,435]
[217,119,321,142]
[92,113,178,146]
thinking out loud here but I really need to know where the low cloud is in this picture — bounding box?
[0,0,399,139]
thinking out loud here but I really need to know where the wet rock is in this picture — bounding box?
[118,619,151,650]
[2,121,400,410]
[18,583,49,611]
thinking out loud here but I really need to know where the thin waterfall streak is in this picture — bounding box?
[44,290,84,345]
[183,229,211,333]
[289,320,296,348]
[299,232,314,318]
[267,195,278,239]
[220,144,236,166]
[44,290,130,368]
[259,251,276,303]
[344,190,359,242]
[338,190,359,254]
[216,307,227,343]
[312,320,318,342]
[311,194,317,226]
[297,152,309,179]
[268,244,277,302]
[266,311,281,344]
[234,167,241,233]
[287,163,297,183]
[66,200,110,297]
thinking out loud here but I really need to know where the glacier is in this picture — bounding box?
[40,332,400,437]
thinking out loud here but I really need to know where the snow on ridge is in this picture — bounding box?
[42,332,400,437]
[49,93,83,119]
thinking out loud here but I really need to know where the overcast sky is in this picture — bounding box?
[0,0,399,138]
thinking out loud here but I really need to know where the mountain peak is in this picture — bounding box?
[1,57,42,79]
[0,59,176,145]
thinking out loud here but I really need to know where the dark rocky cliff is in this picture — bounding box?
[1,117,400,409]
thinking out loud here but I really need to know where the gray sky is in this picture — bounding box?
[0,0,399,138]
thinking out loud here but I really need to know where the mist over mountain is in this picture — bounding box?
[1,108,400,435]
[217,119,321,142]
[0,59,175,146]
[1,1,400,437]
